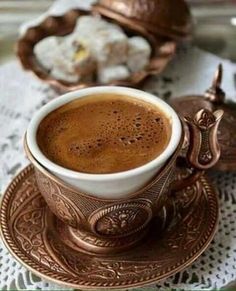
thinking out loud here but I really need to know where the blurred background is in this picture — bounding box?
[0,0,53,63]
[1,0,236,64]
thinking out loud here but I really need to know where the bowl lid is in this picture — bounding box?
[92,0,192,41]
[170,64,236,172]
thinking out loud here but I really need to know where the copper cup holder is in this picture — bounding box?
[24,109,223,254]
[25,137,180,254]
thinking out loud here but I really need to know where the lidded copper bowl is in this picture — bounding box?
[17,0,192,93]
[93,0,192,40]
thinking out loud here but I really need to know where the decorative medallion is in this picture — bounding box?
[89,200,153,237]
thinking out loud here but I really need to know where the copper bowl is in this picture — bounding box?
[17,9,177,93]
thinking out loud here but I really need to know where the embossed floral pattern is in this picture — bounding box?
[35,170,81,228]
[195,109,216,130]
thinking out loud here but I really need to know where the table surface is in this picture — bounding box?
[1,1,236,290]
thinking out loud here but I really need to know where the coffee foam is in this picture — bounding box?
[37,94,171,174]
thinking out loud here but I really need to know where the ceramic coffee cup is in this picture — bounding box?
[26,86,182,199]
[25,87,223,254]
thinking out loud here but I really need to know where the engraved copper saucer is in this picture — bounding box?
[0,165,218,289]
[170,64,236,172]
[17,8,177,93]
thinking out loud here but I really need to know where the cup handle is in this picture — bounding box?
[172,108,224,192]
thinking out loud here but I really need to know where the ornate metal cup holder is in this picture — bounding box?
[23,106,223,255]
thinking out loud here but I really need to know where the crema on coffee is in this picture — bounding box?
[37,94,171,174]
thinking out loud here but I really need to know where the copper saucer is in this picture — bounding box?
[0,165,218,289]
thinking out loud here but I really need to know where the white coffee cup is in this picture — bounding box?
[26,86,182,199]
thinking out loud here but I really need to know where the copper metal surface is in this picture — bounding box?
[184,109,223,170]
[24,106,221,254]
[170,64,236,171]
[93,0,192,40]
[0,165,218,289]
[22,107,222,254]
[24,136,181,254]
[16,9,176,93]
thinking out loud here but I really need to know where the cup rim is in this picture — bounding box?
[26,86,182,181]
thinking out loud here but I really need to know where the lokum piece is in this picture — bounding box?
[34,36,62,71]
[74,16,128,66]
[98,65,130,84]
[127,36,151,72]
[74,15,109,35]
[59,35,96,76]
[50,66,79,83]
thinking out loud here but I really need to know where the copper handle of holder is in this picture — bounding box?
[173,108,224,192]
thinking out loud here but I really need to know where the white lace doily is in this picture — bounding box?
[1,1,236,290]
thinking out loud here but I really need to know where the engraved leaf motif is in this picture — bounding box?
[13,194,69,274]
[51,193,78,227]
[11,176,39,215]
[199,150,213,164]
[36,170,79,228]
[195,110,216,130]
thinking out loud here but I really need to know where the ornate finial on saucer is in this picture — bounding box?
[205,64,226,104]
